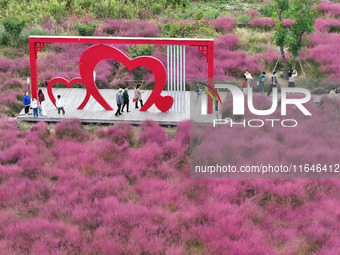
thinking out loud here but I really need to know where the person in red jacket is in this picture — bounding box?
[241,75,248,94]
[38,89,45,105]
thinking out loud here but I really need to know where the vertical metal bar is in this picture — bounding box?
[174,45,177,112]
[170,45,173,112]
[176,45,179,112]
[167,45,169,94]
[183,45,186,113]
[179,45,183,112]
[207,42,214,114]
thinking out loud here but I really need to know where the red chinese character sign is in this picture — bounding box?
[29,36,215,113]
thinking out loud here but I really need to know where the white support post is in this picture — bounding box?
[166,44,186,113]
[183,45,186,113]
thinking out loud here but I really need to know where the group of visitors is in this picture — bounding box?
[23,89,46,117]
[241,69,298,96]
[115,84,144,117]
[329,87,340,98]
[23,84,145,118]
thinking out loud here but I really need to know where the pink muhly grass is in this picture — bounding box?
[213,17,236,33]
[306,33,340,77]
[139,120,168,145]
[315,18,340,32]
[0,58,14,72]
[215,34,240,51]
[249,18,275,29]
[319,2,340,17]
[263,50,280,63]
[54,118,90,142]
[248,10,259,18]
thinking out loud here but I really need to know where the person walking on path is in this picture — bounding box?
[267,72,278,96]
[23,91,31,115]
[38,89,46,116]
[288,69,297,87]
[38,89,45,105]
[134,84,144,109]
[56,95,65,116]
[115,88,123,116]
[241,75,248,94]
[31,97,39,118]
[195,84,202,100]
[121,88,130,113]
[244,70,253,87]
[258,72,266,93]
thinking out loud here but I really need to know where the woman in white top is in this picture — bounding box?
[288,70,297,87]
[244,70,253,87]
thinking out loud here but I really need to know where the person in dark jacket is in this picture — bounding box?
[115,88,123,116]
[38,89,45,105]
[121,88,130,113]
[23,91,31,115]
[267,72,278,96]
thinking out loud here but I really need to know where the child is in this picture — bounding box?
[56,95,65,116]
[31,97,39,118]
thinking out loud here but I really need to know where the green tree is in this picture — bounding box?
[2,17,25,47]
[272,0,290,77]
[286,0,320,70]
[271,0,320,77]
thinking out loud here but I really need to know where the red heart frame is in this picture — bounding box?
[48,45,173,113]
[47,77,87,108]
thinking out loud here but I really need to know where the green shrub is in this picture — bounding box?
[17,121,32,131]
[2,17,26,47]
[0,25,9,46]
[151,4,163,14]
[203,6,221,19]
[259,4,275,17]
[74,23,97,36]
[162,20,217,38]
[17,25,47,48]
[237,15,250,27]
[128,45,155,58]
[46,0,67,23]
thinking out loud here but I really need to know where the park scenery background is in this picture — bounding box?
[0,0,340,254]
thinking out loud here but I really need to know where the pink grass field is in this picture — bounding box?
[0,9,340,254]
[1,94,340,254]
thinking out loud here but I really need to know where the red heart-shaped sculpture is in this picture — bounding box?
[47,77,93,109]
[154,95,174,113]
[78,45,173,112]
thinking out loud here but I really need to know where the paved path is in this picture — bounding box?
[16,87,327,125]
[17,88,193,126]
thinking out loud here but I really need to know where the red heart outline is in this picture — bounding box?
[78,45,173,112]
[47,45,173,112]
[47,77,93,109]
